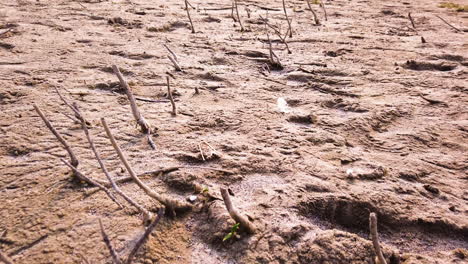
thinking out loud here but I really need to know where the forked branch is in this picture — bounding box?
[306,0,320,25]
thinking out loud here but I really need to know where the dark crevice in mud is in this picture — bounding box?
[402,60,457,71]
[297,196,468,240]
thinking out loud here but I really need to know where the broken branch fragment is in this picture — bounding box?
[99,219,122,264]
[369,213,387,264]
[166,76,177,116]
[220,188,256,234]
[185,0,195,33]
[306,0,321,25]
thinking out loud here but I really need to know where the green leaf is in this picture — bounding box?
[230,223,240,233]
[223,232,233,242]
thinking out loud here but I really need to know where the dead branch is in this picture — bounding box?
[185,0,195,33]
[0,250,13,264]
[73,105,152,222]
[61,158,122,208]
[33,104,79,169]
[320,1,328,21]
[234,0,245,31]
[419,94,447,105]
[101,118,192,216]
[166,76,177,116]
[369,213,387,264]
[99,219,122,264]
[220,188,256,234]
[282,0,293,37]
[163,44,178,62]
[125,208,164,264]
[231,1,237,22]
[54,86,90,126]
[112,65,155,149]
[260,15,292,54]
[266,33,282,68]
[408,12,416,30]
[167,54,182,71]
[306,0,320,25]
[434,15,462,33]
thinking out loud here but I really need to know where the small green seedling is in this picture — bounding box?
[223,223,240,242]
[201,187,209,194]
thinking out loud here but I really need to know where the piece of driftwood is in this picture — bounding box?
[369,213,387,264]
[220,188,256,234]
[102,118,192,216]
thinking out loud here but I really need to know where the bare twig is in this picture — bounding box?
[320,1,328,21]
[231,1,237,22]
[260,15,292,54]
[266,33,282,68]
[282,0,293,37]
[185,0,195,33]
[0,249,13,264]
[419,94,447,105]
[233,0,245,31]
[167,55,182,71]
[434,15,462,33]
[369,213,387,264]
[102,118,192,216]
[73,105,152,222]
[54,86,90,126]
[126,208,164,264]
[112,65,155,149]
[220,188,256,234]
[166,76,177,116]
[306,0,320,25]
[61,158,122,208]
[163,44,178,62]
[408,12,416,30]
[33,104,79,169]
[99,219,122,264]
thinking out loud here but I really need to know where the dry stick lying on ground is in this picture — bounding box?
[0,249,14,264]
[320,1,328,21]
[125,208,164,264]
[185,0,195,33]
[61,158,122,208]
[163,44,178,62]
[102,118,192,217]
[306,0,320,25]
[282,0,293,37]
[72,104,153,223]
[33,104,80,171]
[233,0,244,31]
[112,65,156,149]
[434,15,463,33]
[166,76,177,116]
[220,188,256,234]
[164,44,182,71]
[99,219,122,264]
[369,213,387,264]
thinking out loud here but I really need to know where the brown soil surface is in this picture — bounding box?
[1,0,467,263]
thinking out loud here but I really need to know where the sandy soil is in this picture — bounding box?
[0,0,467,263]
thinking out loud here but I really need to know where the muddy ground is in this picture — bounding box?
[0,0,467,263]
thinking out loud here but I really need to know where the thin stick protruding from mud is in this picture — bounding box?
[0,249,13,264]
[220,188,256,234]
[306,0,320,25]
[33,104,79,169]
[166,76,177,116]
[73,105,152,222]
[112,65,155,149]
[99,219,122,264]
[282,0,293,37]
[163,44,178,62]
[369,213,387,264]
[102,118,192,217]
[164,44,182,71]
[434,15,462,32]
[231,1,237,22]
[320,1,328,21]
[126,208,164,264]
[260,15,292,54]
[60,158,122,208]
[185,0,195,33]
[234,0,245,31]
[408,12,416,30]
